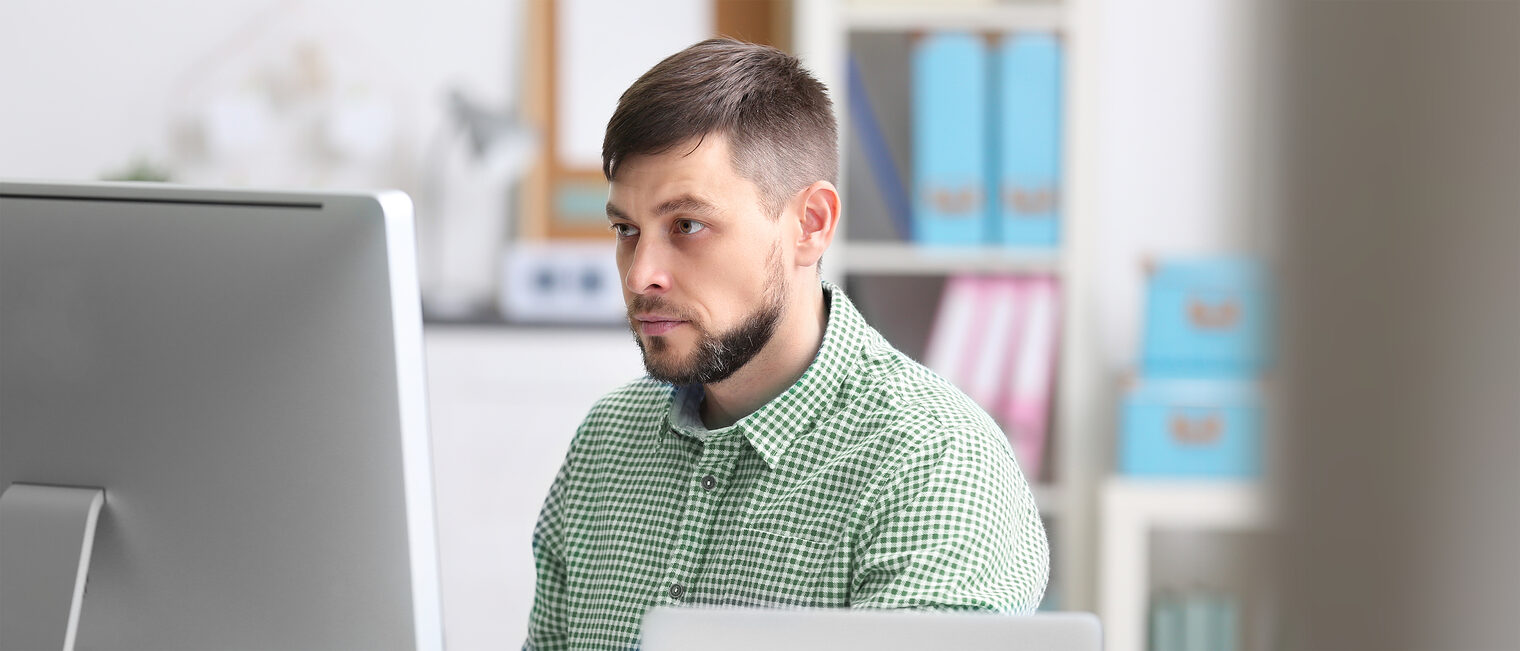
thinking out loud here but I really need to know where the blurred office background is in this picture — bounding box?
[2,1,1515,650]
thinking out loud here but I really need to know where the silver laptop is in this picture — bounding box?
[640,606,1101,651]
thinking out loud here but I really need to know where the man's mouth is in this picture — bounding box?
[634,315,687,336]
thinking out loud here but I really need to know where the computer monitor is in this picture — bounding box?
[0,180,444,650]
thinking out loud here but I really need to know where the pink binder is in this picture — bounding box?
[998,276,1062,480]
[961,277,1025,412]
[923,275,985,389]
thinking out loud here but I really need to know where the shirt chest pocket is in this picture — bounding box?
[719,527,835,608]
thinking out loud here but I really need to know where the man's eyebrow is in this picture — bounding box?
[607,195,721,222]
[656,195,720,218]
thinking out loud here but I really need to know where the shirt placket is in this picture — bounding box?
[660,428,742,605]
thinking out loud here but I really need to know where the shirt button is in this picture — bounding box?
[669,583,685,600]
[701,475,717,491]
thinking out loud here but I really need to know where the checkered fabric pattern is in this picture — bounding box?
[525,282,1049,650]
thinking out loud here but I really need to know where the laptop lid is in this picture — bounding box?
[640,606,1101,651]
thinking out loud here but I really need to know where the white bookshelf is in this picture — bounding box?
[802,7,1274,645]
[1099,479,1272,651]
[795,0,1108,617]
[1031,482,1066,518]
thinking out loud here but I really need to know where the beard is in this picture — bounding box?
[628,248,787,386]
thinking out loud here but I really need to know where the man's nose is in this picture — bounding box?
[624,237,672,295]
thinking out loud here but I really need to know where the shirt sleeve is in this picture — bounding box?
[523,440,575,650]
[849,423,1050,612]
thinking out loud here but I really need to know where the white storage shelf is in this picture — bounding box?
[801,0,1104,615]
[1099,478,1272,651]
[811,0,1272,640]
[424,326,644,648]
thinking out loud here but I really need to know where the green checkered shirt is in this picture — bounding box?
[525,282,1049,650]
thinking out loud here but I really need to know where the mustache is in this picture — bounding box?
[627,294,696,322]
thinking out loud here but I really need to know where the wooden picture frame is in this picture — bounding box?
[521,0,791,240]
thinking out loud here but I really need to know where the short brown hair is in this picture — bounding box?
[602,38,838,217]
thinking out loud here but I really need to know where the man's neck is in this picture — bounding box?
[699,282,829,429]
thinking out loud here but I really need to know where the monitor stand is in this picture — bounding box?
[0,484,105,651]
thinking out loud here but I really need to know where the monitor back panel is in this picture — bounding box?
[0,183,426,650]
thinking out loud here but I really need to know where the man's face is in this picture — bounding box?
[606,134,791,385]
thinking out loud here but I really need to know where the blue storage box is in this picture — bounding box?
[1141,258,1271,378]
[1119,379,1263,478]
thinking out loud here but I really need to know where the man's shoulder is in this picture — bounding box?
[581,376,673,428]
[561,376,673,465]
[845,334,1014,457]
[857,338,989,425]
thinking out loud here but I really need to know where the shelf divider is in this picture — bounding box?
[843,3,1068,33]
[843,242,1062,276]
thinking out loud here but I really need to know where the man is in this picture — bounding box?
[526,38,1048,650]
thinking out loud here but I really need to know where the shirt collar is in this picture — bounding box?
[664,280,866,468]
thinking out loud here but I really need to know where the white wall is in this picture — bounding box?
[0,0,520,190]
[1093,0,1265,370]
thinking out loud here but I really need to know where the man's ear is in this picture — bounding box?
[792,180,840,269]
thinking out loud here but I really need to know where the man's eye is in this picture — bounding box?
[611,223,638,237]
[675,220,706,235]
